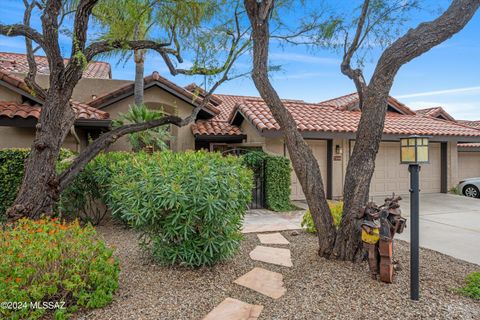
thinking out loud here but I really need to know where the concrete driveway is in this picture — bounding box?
[373,193,480,265]
[246,193,480,265]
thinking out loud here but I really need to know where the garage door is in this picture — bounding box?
[370,142,441,196]
[458,152,480,181]
[289,140,327,200]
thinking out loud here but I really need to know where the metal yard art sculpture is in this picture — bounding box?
[359,194,406,283]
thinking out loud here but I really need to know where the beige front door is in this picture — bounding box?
[458,152,480,181]
[369,142,441,196]
[289,140,328,200]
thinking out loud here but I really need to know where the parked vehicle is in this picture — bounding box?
[458,178,480,198]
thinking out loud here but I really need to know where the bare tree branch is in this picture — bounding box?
[0,24,44,47]
[23,0,47,99]
[340,0,370,107]
[58,115,182,190]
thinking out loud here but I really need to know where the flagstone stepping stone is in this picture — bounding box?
[234,267,287,299]
[257,232,290,245]
[249,245,293,267]
[203,297,263,320]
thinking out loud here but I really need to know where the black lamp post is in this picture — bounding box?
[400,136,429,301]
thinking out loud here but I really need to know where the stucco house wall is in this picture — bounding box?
[101,85,197,152]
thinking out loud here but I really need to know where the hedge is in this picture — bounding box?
[264,155,294,211]
[0,148,74,219]
[242,151,293,212]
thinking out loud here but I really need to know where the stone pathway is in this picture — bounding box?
[234,267,286,299]
[249,246,293,267]
[203,298,263,320]
[203,224,296,319]
[257,232,289,245]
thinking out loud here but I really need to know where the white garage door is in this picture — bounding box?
[289,140,327,200]
[458,152,480,181]
[370,142,441,196]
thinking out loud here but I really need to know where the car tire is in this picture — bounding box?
[463,185,480,198]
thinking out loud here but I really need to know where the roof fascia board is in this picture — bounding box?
[95,81,216,118]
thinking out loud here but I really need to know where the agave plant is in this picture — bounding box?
[113,104,172,152]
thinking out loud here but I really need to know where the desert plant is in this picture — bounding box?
[459,271,480,300]
[301,201,343,233]
[0,218,120,319]
[106,151,253,266]
[112,104,172,152]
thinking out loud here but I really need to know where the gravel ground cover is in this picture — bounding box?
[76,220,479,320]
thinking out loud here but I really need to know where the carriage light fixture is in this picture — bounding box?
[400,136,429,164]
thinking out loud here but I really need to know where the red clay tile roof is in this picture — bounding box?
[0,69,33,94]
[191,120,243,136]
[214,94,305,121]
[415,106,456,121]
[458,143,480,148]
[319,92,416,115]
[458,120,480,129]
[0,52,111,79]
[230,98,480,137]
[87,72,220,115]
[0,100,109,121]
[184,83,223,106]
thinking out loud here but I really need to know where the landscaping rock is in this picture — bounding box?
[234,267,287,299]
[249,245,293,267]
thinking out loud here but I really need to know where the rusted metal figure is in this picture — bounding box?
[358,194,406,283]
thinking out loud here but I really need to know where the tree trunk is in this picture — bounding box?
[245,0,336,257]
[133,49,145,105]
[7,91,76,220]
[333,84,392,261]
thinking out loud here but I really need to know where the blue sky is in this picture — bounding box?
[0,0,479,119]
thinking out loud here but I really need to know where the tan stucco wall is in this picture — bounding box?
[448,141,459,188]
[17,74,132,104]
[240,121,265,147]
[0,126,79,151]
[332,139,348,198]
[0,86,22,102]
[103,86,196,152]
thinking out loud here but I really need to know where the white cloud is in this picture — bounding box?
[396,86,480,98]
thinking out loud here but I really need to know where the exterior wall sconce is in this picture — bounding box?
[335,144,342,155]
[399,135,430,301]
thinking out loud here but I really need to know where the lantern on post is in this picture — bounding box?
[400,135,430,301]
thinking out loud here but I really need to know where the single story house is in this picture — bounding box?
[1,52,479,201]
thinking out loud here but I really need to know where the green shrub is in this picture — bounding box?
[264,155,294,211]
[459,272,480,300]
[241,151,293,212]
[301,201,343,233]
[107,151,253,266]
[241,150,267,169]
[0,217,120,319]
[57,152,131,225]
[0,149,74,220]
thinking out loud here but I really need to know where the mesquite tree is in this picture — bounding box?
[0,0,250,220]
[245,0,479,260]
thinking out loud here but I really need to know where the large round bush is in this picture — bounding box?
[0,218,119,319]
[108,151,253,267]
